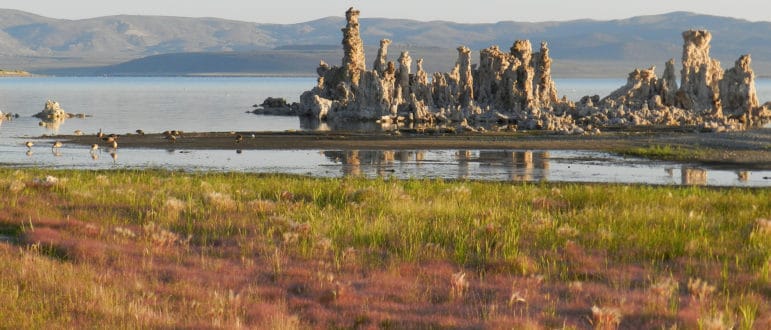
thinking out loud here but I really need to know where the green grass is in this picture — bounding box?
[617,144,708,161]
[0,168,768,328]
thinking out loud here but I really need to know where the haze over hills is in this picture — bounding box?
[1,9,770,77]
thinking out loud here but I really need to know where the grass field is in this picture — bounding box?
[0,168,768,328]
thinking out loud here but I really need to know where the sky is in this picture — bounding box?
[2,0,770,23]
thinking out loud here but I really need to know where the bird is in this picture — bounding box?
[97,129,104,139]
[52,141,63,156]
[74,129,83,136]
[111,140,118,149]
[90,144,99,152]
[235,134,244,143]
[166,134,177,143]
[135,129,145,135]
[25,141,34,149]
[103,136,116,144]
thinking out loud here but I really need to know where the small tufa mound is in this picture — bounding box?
[251,97,300,116]
[34,100,71,120]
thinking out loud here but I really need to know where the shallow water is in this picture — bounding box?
[1,77,769,186]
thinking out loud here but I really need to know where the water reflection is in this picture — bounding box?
[325,149,552,181]
[1,143,768,186]
[39,117,66,133]
[681,167,707,185]
[324,150,427,177]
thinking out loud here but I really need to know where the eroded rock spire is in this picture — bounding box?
[341,7,365,86]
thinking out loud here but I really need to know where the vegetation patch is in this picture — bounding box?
[617,144,708,161]
[0,168,767,328]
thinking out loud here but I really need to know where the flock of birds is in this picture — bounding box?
[21,129,250,162]
[22,129,186,162]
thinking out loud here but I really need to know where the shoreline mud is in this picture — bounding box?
[54,129,771,170]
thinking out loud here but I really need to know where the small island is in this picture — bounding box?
[0,69,31,77]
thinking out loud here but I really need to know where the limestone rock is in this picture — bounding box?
[511,40,535,108]
[534,42,558,107]
[395,51,412,105]
[373,39,391,75]
[476,45,510,106]
[291,8,768,132]
[456,46,474,107]
[34,100,71,120]
[677,30,723,115]
[341,7,365,86]
[720,54,759,118]
[602,67,659,110]
[659,59,678,106]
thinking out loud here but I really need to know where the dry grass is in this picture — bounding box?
[0,168,768,328]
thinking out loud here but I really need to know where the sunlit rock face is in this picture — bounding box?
[296,9,768,132]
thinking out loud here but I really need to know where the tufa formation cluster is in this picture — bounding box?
[296,8,770,133]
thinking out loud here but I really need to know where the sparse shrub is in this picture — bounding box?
[444,185,471,198]
[247,199,277,214]
[590,305,622,330]
[754,218,771,235]
[142,222,189,247]
[649,277,679,314]
[556,224,579,238]
[687,278,716,302]
[450,271,469,301]
[508,289,526,306]
[698,311,735,330]
[8,179,25,193]
[164,197,187,213]
[204,192,236,210]
[114,227,137,239]
[279,191,294,202]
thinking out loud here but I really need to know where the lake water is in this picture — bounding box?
[0,77,769,186]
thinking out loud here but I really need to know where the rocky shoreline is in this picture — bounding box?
[268,8,771,133]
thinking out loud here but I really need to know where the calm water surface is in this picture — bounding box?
[0,77,769,186]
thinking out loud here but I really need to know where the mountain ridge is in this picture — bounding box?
[1,9,770,77]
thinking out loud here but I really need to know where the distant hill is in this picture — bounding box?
[1,9,770,77]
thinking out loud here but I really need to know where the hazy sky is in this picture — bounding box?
[3,0,770,23]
